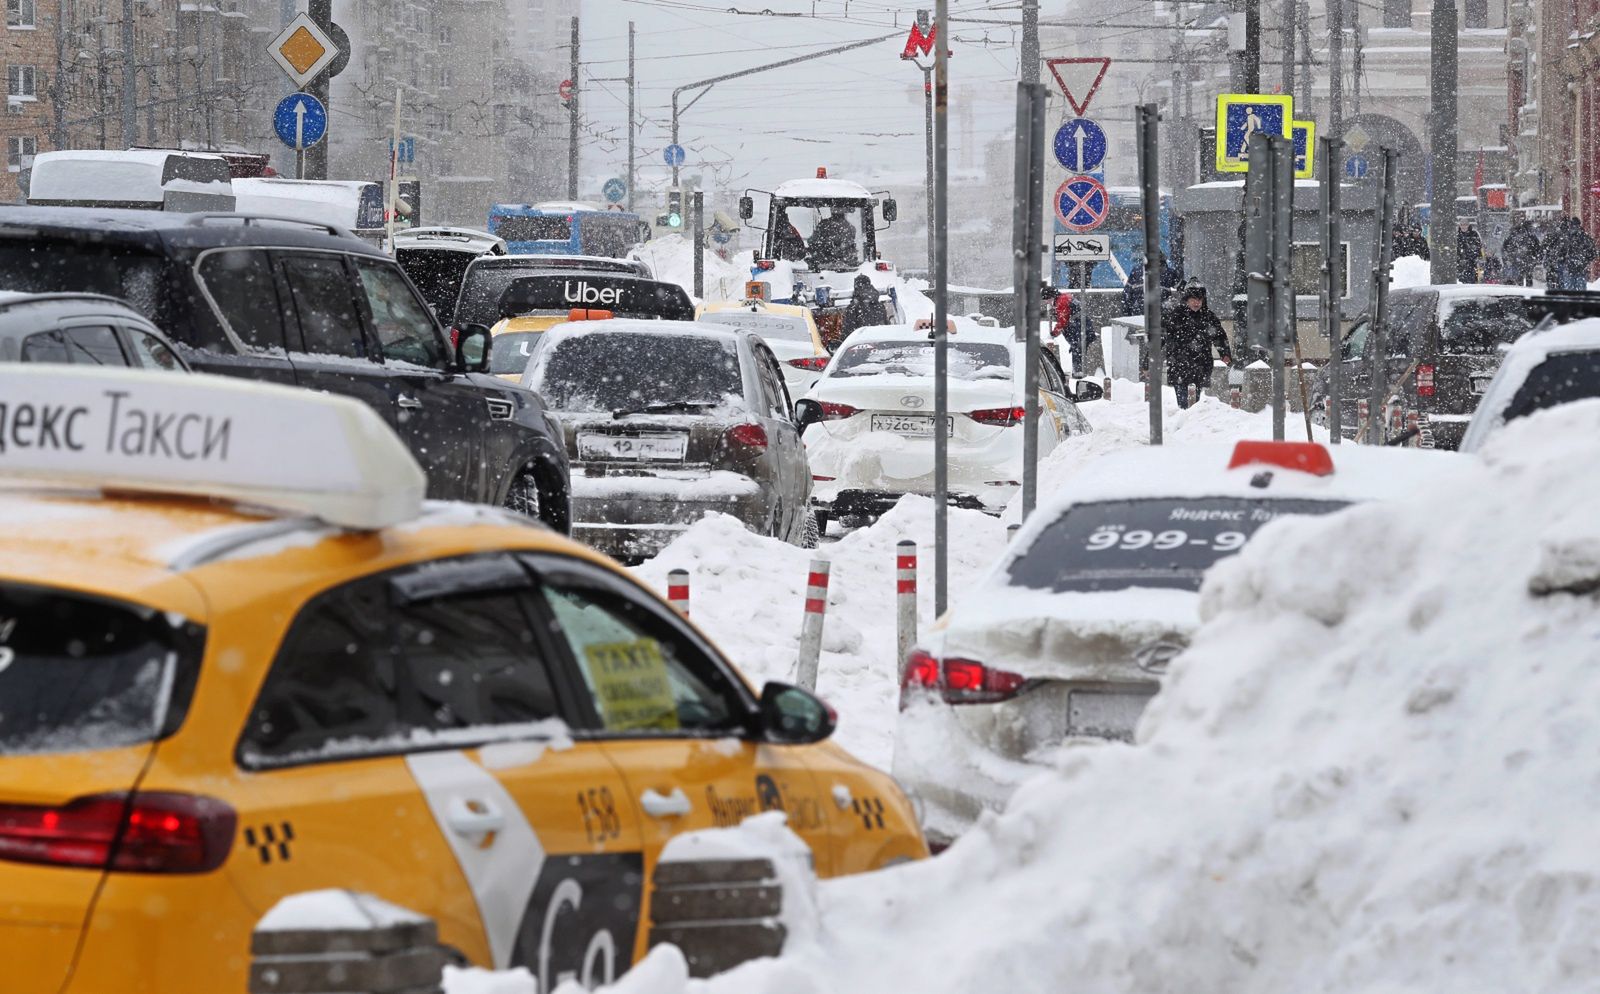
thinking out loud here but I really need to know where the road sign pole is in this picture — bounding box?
[1323,134,1344,443]
[305,0,332,181]
[933,0,949,615]
[386,85,402,247]
[693,191,705,298]
[569,17,580,201]
[1138,103,1164,445]
[627,22,636,212]
[1015,82,1046,523]
[1368,146,1399,444]
[1271,134,1293,442]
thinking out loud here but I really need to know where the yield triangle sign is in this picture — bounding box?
[1046,57,1111,116]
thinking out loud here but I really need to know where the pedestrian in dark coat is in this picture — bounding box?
[1163,285,1233,409]
[1501,219,1541,287]
[840,275,888,337]
[1559,217,1598,289]
[1456,223,1484,283]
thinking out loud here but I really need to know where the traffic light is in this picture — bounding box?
[666,188,683,229]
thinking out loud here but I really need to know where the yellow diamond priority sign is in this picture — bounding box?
[269,13,338,89]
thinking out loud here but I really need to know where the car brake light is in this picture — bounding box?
[0,792,236,874]
[787,356,829,371]
[899,651,1027,707]
[875,261,891,272]
[1227,440,1334,477]
[756,259,777,271]
[818,401,858,421]
[724,423,768,452]
[968,405,1026,426]
[1416,363,1436,397]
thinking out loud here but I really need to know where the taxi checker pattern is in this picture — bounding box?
[0,366,927,994]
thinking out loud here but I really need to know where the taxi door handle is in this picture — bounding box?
[397,394,424,410]
[639,787,692,819]
[446,797,506,837]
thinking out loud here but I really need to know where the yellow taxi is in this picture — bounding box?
[482,273,698,384]
[0,367,926,994]
[696,295,828,401]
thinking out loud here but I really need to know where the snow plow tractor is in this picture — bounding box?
[739,168,902,350]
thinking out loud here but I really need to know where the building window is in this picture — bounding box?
[5,0,36,27]
[7,135,37,172]
[440,67,453,88]
[7,64,37,100]
[1463,0,1487,28]
[439,24,453,44]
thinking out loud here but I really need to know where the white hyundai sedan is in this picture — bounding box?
[892,439,1478,848]
[799,323,1091,529]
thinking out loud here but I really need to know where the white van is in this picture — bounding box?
[232,178,391,245]
[26,149,235,211]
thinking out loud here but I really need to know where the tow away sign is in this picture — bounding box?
[1055,234,1111,261]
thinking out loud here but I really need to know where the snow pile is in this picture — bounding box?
[1390,253,1432,289]
[634,234,750,303]
[256,889,426,932]
[595,398,1600,994]
[630,498,1007,770]
[1004,378,1329,522]
[659,812,820,948]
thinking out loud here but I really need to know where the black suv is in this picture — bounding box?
[0,207,570,531]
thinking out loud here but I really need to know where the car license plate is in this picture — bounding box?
[578,432,687,462]
[1066,691,1153,742]
[870,413,952,436]
[1471,374,1494,396]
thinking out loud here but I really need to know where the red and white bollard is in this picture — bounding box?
[1188,384,1199,408]
[1404,409,1420,447]
[896,541,917,683]
[795,559,831,692]
[1102,376,1112,400]
[667,568,690,617]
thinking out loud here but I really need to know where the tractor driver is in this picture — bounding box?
[808,205,860,271]
[773,209,807,261]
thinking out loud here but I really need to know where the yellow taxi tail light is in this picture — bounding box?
[0,791,236,874]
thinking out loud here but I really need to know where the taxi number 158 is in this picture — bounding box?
[577,786,623,844]
[1086,529,1247,552]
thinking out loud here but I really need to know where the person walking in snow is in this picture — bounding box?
[1455,222,1484,283]
[1052,288,1083,374]
[1558,217,1597,289]
[1161,285,1232,410]
[840,275,887,338]
[1501,218,1541,287]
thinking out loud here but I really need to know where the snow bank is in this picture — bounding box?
[1004,378,1329,522]
[1390,253,1432,289]
[634,234,750,304]
[256,889,426,932]
[596,398,1600,994]
[630,499,1007,770]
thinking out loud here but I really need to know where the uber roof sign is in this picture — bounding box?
[0,367,426,530]
[498,275,696,322]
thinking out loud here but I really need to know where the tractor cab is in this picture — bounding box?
[739,168,900,347]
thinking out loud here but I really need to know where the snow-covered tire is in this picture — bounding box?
[503,470,542,522]
[800,510,820,548]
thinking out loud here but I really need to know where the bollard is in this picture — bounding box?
[895,541,917,683]
[795,559,830,691]
[1187,384,1199,408]
[1404,409,1419,446]
[667,568,690,617]
[1102,375,1112,400]
[1230,385,1242,408]
[1007,522,1020,541]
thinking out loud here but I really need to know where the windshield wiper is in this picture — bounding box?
[612,401,717,419]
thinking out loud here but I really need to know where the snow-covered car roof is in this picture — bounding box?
[1459,316,1600,452]
[1021,442,1474,533]
[28,149,232,203]
[482,253,651,275]
[392,226,505,254]
[539,317,749,345]
[772,178,875,201]
[835,320,1012,348]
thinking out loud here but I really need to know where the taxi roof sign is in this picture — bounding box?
[0,367,425,530]
[268,13,339,89]
[1214,93,1294,173]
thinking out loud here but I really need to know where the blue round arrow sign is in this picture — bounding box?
[274,93,327,150]
[602,177,627,203]
[663,144,687,167]
[1053,118,1107,173]
[1344,154,1370,179]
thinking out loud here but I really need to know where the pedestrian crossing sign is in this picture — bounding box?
[1292,120,1315,179]
[1214,93,1294,173]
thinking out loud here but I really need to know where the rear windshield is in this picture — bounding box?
[396,250,476,316]
[699,310,813,343]
[0,583,203,755]
[1503,352,1600,423]
[1010,497,1347,593]
[531,333,743,414]
[489,331,543,376]
[0,240,169,323]
[494,216,572,243]
[832,341,1011,380]
[456,264,542,327]
[1439,297,1535,354]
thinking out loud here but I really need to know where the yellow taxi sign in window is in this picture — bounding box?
[583,639,680,731]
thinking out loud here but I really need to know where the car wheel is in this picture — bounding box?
[503,469,542,522]
[800,510,820,548]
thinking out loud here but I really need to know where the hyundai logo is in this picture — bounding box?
[901,395,926,409]
[1132,640,1184,674]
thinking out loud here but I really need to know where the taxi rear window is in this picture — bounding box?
[0,582,203,755]
[1009,497,1347,593]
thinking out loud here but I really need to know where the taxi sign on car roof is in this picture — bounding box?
[0,367,425,529]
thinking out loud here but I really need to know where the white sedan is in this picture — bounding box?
[797,322,1090,529]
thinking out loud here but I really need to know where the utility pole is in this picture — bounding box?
[1013,82,1046,520]
[1328,0,1343,148]
[1021,0,1039,85]
[1245,0,1261,91]
[1139,104,1165,444]
[306,0,332,180]
[628,22,636,211]
[1322,133,1344,443]
[569,16,580,201]
[1368,147,1398,443]
[1281,0,1296,96]
[915,9,934,276]
[1429,0,1458,283]
[693,191,705,297]
[933,0,950,614]
[121,0,136,147]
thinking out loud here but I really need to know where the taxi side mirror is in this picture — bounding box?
[739,196,754,220]
[758,682,836,744]
[455,324,492,373]
[1074,380,1104,403]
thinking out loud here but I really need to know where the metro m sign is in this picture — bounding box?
[902,22,937,59]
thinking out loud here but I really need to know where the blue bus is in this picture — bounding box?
[488,203,650,257]
[1053,188,1179,290]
